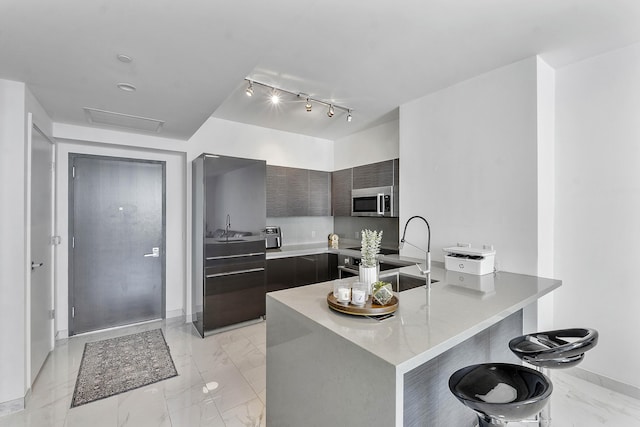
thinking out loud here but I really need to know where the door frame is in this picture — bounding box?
[26,116,56,387]
[67,153,166,336]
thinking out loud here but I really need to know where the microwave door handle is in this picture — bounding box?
[377,193,384,215]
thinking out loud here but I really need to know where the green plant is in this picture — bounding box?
[360,229,383,268]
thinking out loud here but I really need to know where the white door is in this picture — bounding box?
[30,124,54,383]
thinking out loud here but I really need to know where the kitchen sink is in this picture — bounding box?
[379,272,438,292]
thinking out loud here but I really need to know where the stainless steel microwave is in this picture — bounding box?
[351,186,397,217]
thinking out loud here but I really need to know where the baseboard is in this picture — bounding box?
[0,395,25,417]
[55,312,184,341]
[165,309,183,319]
[55,329,69,340]
[567,366,640,400]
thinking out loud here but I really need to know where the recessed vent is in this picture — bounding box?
[83,107,164,133]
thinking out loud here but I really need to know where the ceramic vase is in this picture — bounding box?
[359,264,378,296]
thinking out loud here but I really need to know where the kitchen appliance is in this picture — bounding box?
[192,153,267,337]
[443,245,496,275]
[351,186,398,217]
[265,226,282,249]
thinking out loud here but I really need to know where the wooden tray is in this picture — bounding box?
[327,292,398,316]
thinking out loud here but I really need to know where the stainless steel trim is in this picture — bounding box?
[206,252,265,260]
[206,267,265,279]
[338,265,359,275]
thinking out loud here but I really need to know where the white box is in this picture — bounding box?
[445,270,495,296]
[443,246,496,276]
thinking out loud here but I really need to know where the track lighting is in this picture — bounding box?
[327,104,335,118]
[243,78,352,122]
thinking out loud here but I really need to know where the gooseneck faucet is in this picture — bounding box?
[400,215,432,290]
[225,214,231,242]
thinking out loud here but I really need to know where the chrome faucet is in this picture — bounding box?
[225,214,231,241]
[400,215,432,290]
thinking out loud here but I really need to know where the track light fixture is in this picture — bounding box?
[270,90,280,104]
[327,104,335,118]
[243,78,352,122]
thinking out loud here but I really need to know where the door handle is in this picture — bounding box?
[31,262,44,271]
[144,247,160,258]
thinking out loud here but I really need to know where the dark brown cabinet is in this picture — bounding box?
[267,165,331,217]
[266,166,287,217]
[309,170,332,216]
[265,257,296,293]
[266,253,338,293]
[352,159,399,189]
[332,159,400,217]
[331,168,352,217]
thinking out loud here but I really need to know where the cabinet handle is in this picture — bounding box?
[206,252,265,260]
[206,267,264,279]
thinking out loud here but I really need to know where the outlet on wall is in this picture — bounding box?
[311,230,316,238]
[355,231,360,239]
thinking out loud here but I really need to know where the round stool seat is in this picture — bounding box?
[509,328,598,369]
[449,363,552,426]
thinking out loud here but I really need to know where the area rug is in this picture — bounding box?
[71,329,178,407]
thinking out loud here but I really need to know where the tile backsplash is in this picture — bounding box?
[266,216,399,249]
[266,216,334,245]
[333,217,399,249]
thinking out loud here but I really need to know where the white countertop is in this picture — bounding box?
[266,265,561,373]
[266,242,336,259]
[266,242,424,266]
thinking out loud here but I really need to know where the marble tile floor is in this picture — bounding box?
[1,317,639,427]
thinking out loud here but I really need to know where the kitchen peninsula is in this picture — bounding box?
[265,264,561,426]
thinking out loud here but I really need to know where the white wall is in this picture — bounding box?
[536,58,556,331]
[333,119,400,170]
[555,42,640,390]
[0,80,54,409]
[399,58,539,274]
[188,117,334,169]
[0,79,28,407]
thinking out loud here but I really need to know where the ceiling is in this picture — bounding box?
[1,1,640,141]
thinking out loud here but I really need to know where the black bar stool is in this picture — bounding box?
[509,328,598,369]
[509,328,599,426]
[449,363,553,427]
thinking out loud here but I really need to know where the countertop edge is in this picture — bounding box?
[267,267,562,374]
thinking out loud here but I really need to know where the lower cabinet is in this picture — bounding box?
[267,253,339,293]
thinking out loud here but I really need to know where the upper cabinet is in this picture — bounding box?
[352,159,399,189]
[308,170,331,216]
[331,168,352,217]
[333,159,399,217]
[268,159,399,218]
[267,165,331,217]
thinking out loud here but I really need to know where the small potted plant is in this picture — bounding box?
[359,229,383,295]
